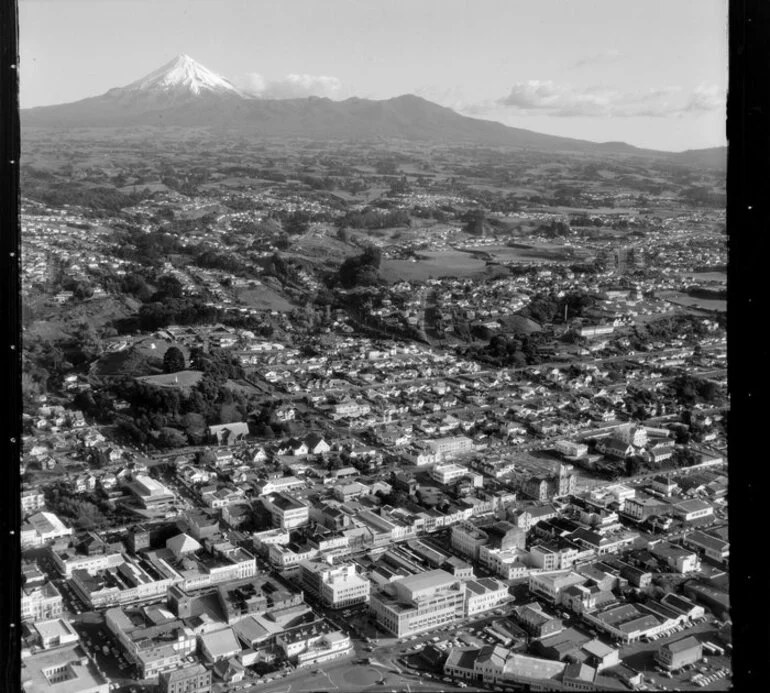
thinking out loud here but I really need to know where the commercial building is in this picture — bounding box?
[370,569,466,637]
[554,440,588,459]
[21,512,73,549]
[127,475,176,509]
[464,578,509,617]
[656,636,703,671]
[650,542,700,574]
[105,606,197,679]
[300,559,370,609]
[431,462,472,486]
[425,436,474,459]
[21,581,63,622]
[263,493,309,530]
[683,530,729,564]
[21,644,109,693]
[158,664,211,693]
[671,499,714,523]
[199,628,241,663]
[33,618,80,649]
[275,620,352,668]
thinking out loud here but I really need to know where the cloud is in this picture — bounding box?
[235,73,343,99]
[493,81,722,118]
[684,84,725,112]
[573,49,623,68]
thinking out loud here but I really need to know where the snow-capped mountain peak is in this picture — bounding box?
[119,54,242,96]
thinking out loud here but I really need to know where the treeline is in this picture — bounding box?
[337,207,411,230]
[22,171,151,212]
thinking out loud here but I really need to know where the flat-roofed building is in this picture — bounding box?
[431,462,472,486]
[21,644,108,693]
[465,578,509,617]
[426,436,474,459]
[21,512,72,548]
[275,619,352,668]
[70,553,180,609]
[216,575,304,625]
[300,559,370,609]
[21,489,46,514]
[370,569,466,637]
[50,546,124,579]
[263,493,309,530]
[21,581,63,622]
[650,542,700,574]
[451,521,488,561]
[105,606,197,679]
[128,475,176,509]
[656,636,703,671]
[33,618,80,649]
[554,440,588,459]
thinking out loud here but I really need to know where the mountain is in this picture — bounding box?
[21,55,725,162]
[111,54,243,97]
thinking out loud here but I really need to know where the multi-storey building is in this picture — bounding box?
[105,607,197,679]
[263,493,309,530]
[299,559,370,609]
[369,569,466,637]
[275,620,352,668]
[464,578,509,617]
[21,489,46,515]
[158,664,211,693]
[21,581,63,623]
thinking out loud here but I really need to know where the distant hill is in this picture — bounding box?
[671,147,727,170]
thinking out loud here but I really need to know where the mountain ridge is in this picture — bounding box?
[21,55,726,164]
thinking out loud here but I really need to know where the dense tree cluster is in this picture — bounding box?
[670,374,721,405]
[337,207,411,230]
[334,246,383,289]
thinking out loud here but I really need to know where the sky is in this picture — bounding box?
[19,0,727,151]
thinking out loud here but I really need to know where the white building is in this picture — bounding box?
[262,493,309,530]
[21,582,63,623]
[554,440,588,459]
[300,559,371,608]
[431,462,472,486]
[21,512,72,549]
[464,578,510,616]
[370,569,466,637]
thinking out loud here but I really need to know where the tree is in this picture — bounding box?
[157,427,187,449]
[195,449,217,466]
[163,346,186,374]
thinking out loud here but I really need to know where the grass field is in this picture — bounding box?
[236,285,296,312]
[660,292,726,313]
[135,370,203,388]
[381,250,488,282]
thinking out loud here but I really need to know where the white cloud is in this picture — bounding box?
[493,81,722,118]
[573,49,623,68]
[235,72,343,99]
[684,84,725,112]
